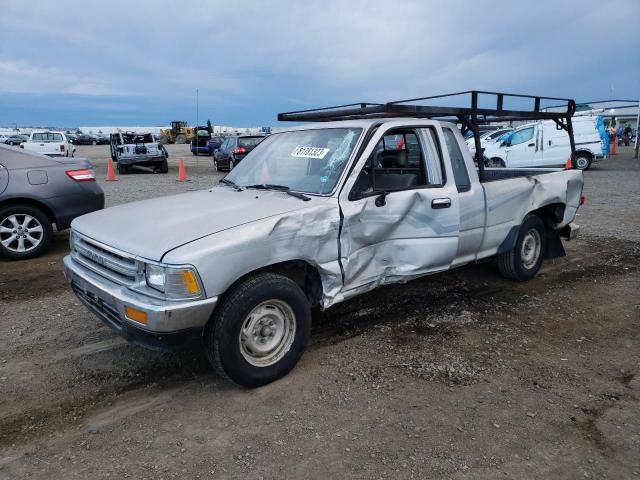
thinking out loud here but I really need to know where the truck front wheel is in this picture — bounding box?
[497,215,546,282]
[206,272,311,388]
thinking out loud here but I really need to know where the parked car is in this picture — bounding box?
[213,135,265,171]
[5,134,28,146]
[207,136,225,153]
[0,134,10,144]
[20,131,75,157]
[63,93,583,388]
[0,145,104,260]
[190,127,213,156]
[109,132,168,174]
[67,134,78,144]
[466,127,513,157]
[74,134,107,146]
[482,116,603,170]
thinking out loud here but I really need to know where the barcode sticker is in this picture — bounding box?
[291,146,330,159]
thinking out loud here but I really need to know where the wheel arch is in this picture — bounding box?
[497,202,567,259]
[219,259,324,308]
[0,197,57,228]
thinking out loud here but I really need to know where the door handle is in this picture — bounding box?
[527,143,535,147]
[432,198,451,209]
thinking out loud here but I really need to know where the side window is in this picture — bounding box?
[351,128,443,199]
[53,133,63,142]
[510,127,534,146]
[32,133,42,141]
[443,128,471,193]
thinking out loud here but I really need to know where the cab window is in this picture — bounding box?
[350,127,443,199]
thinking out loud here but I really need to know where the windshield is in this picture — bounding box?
[224,128,362,194]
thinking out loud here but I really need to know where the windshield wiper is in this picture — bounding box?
[218,178,243,191]
[244,184,311,201]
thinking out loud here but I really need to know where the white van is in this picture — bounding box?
[20,131,75,157]
[482,116,603,170]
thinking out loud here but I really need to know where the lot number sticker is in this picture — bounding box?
[291,146,330,159]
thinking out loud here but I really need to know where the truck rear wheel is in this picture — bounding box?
[497,215,546,282]
[159,159,168,173]
[206,272,311,388]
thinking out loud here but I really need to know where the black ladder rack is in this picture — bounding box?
[277,91,578,180]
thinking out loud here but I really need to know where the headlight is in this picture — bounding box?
[145,264,203,299]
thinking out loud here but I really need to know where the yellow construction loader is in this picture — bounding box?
[159,121,196,144]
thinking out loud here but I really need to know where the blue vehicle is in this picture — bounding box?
[190,127,213,156]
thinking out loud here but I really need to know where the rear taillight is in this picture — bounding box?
[232,147,246,155]
[66,169,96,182]
[60,144,65,152]
[580,195,586,206]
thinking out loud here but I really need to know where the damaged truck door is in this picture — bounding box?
[339,122,461,295]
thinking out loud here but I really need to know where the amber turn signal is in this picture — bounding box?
[124,306,148,325]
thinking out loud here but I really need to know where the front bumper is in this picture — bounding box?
[63,255,218,351]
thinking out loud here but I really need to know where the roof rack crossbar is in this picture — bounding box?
[277,90,576,123]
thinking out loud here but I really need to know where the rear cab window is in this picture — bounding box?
[238,137,264,148]
[443,128,471,192]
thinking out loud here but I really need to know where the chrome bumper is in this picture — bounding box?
[63,255,218,334]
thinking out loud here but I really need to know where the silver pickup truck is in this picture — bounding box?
[64,92,584,387]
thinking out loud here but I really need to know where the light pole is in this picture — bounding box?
[196,89,199,128]
[634,94,639,159]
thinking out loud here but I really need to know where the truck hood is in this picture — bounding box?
[71,187,316,261]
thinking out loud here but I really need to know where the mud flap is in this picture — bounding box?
[545,231,566,259]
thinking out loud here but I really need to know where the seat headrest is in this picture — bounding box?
[380,149,409,168]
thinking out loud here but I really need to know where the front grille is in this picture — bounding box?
[72,234,140,285]
[72,282,123,329]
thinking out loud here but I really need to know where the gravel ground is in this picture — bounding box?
[0,145,638,479]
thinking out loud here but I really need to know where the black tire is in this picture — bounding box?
[0,204,53,260]
[574,153,593,171]
[92,141,97,146]
[497,214,546,282]
[484,157,505,168]
[159,159,169,174]
[228,158,234,171]
[206,272,311,388]
[117,163,129,175]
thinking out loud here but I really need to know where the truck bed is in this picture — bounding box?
[482,167,561,182]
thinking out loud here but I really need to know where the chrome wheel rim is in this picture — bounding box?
[239,300,296,367]
[0,214,44,253]
[521,228,541,269]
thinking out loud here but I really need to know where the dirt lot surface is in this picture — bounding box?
[1,146,639,479]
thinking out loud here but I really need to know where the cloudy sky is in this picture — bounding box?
[1,0,638,127]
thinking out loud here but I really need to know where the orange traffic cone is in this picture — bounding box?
[565,158,572,170]
[178,159,187,182]
[106,159,118,181]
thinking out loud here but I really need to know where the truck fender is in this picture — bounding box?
[496,219,566,259]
